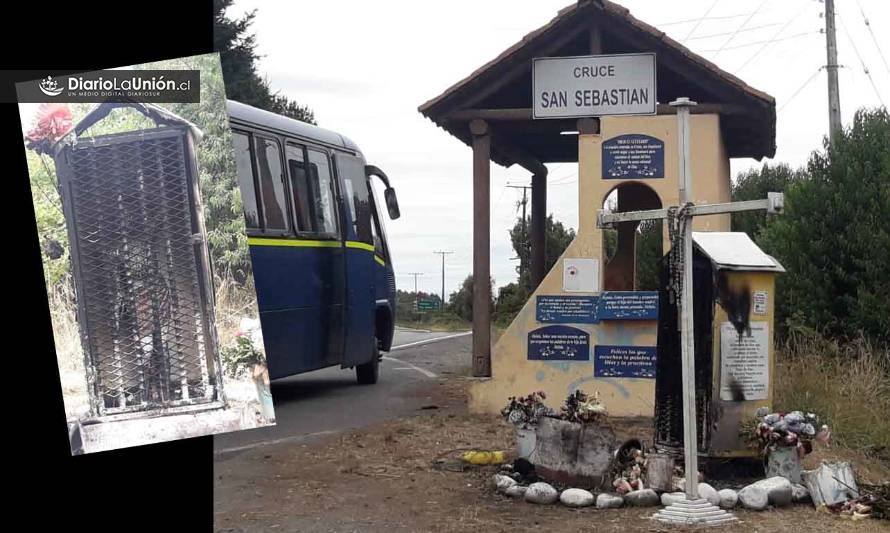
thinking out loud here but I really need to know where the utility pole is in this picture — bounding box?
[433,251,453,311]
[825,0,842,145]
[405,272,423,311]
[507,184,531,282]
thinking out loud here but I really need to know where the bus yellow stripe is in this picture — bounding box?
[247,237,341,248]
[345,241,375,252]
[248,237,383,266]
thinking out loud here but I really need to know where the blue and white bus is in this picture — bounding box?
[228,100,400,384]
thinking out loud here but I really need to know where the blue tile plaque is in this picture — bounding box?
[536,295,599,324]
[602,134,664,179]
[597,291,659,320]
[528,325,590,361]
[594,345,657,378]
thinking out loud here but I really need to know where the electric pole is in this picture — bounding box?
[507,184,531,282]
[825,0,842,145]
[433,251,453,311]
[405,272,423,311]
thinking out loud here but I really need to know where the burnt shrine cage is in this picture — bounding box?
[653,250,715,456]
[53,102,225,418]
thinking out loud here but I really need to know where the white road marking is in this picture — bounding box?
[214,429,340,456]
[394,326,432,333]
[381,356,438,379]
[389,331,471,351]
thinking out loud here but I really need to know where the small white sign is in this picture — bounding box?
[533,53,657,119]
[563,258,599,293]
[752,291,768,315]
[720,322,769,401]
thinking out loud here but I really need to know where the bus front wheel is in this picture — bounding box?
[356,338,380,385]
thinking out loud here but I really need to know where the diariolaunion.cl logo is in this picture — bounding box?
[39,76,63,97]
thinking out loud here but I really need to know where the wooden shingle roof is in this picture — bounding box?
[419,0,776,166]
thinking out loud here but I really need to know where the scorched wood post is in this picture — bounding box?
[471,118,492,377]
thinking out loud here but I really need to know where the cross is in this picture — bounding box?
[597,98,783,525]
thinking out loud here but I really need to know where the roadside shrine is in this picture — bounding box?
[419,0,777,419]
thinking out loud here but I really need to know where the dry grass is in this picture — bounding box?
[47,279,83,372]
[46,280,89,417]
[775,333,890,451]
[775,331,890,482]
[213,275,260,348]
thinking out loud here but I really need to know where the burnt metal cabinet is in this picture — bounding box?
[654,232,784,458]
[53,102,225,418]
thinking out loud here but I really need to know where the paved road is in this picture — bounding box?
[213,328,470,456]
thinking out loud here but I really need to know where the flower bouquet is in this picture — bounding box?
[500,391,554,428]
[749,407,831,483]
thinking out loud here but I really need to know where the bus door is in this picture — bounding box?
[334,152,377,367]
[287,145,347,369]
[234,130,345,377]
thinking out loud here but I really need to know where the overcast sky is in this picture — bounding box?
[44,1,890,301]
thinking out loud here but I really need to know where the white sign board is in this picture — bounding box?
[720,322,770,401]
[533,53,657,119]
[752,290,768,315]
[563,258,599,293]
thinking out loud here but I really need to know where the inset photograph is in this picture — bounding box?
[18,53,276,455]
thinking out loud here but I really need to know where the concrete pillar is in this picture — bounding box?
[470,119,491,377]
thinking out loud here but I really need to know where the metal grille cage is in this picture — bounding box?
[56,117,223,417]
[654,252,714,455]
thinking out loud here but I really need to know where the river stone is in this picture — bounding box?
[661,492,687,506]
[559,488,595,507]
[698,483,721,506]
[718,489,738,509]
[524,482,559,504]
[738,484,769,510]
[624,488,660,507]
[792,483,811,503]
[493,474,517,493]
[504,484,527,498]
[596,493,624,509]
[754,476,793,507]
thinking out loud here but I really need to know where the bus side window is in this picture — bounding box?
[253,135,288,232]
[286,144,313,233]
[233,131,260,230]
[335,153,373,244]
[309,149,337,236]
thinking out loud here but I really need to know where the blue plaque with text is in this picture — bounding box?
[602,134,664,179]
[528,325,590,361]
[536,295,599,324]
[597,291,659,320]
[594,345,657,378]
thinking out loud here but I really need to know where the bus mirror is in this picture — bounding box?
[384,187,401,220]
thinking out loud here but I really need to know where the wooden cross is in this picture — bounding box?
[596,98,783,506]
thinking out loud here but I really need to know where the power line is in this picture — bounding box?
[712,0,771,58]
[838,14,886,107]
[736,0,814,73]
[854,0,890,76]
[684,22,783,42]
[700,31,820,53]
[657,12,756,27]
[778,67,824,113]
[685,0,720,41]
